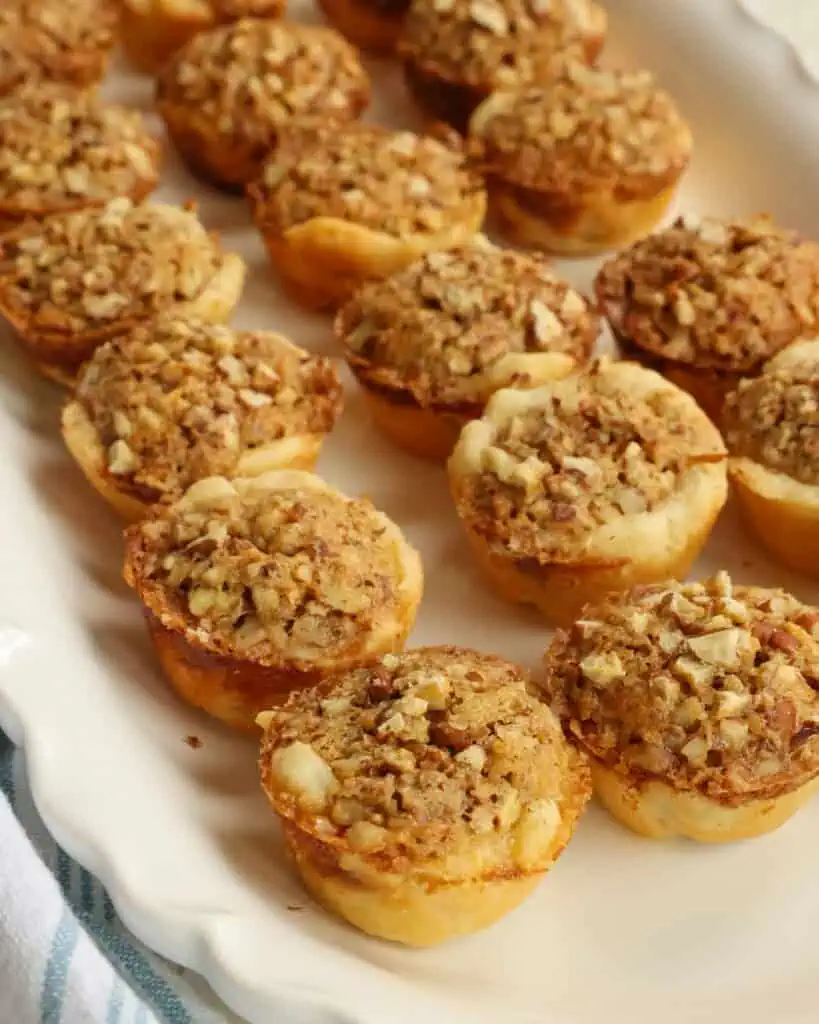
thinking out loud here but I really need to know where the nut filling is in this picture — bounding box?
[543,574,819,802]
[724,359,819,486]
[457,362,724,558]
[401,0,604,91]
[76,320,343,502]
[261,647,587,867]
[0,199,225,335]
[157,20,369,143]
[133,479,411,664]
[338,245,597,406]
[253,124,483,237]
[0,86,159,210]
[595,216,819,373]
[471,65,691,193]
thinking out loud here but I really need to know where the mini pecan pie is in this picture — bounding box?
[318,0,409,52]
[448,358,727,625]
[248,123,487,311]
[543,573,819,842]
[469,64,692,256]
[62,319,344,521]
[0,85,162,233]
[0,198,246,386]
[336,243,598,460]
[121,0,286,74]
[258,646,590,945]
[595,215,819,419]
[124,472,424,730]
[399,0,607,132]
[0,0,117,97]
[723,339,819,577]
[156,20,370,191]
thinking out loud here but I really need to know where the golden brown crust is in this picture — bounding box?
[258,645,590,941]
[248,124,487,309]
[65,319,343,512]
[156,20,370,189]
[542,574,819,806]
[448,359,727,623]
[0,0,116,97]
[0,85,161,230]
[120,0,285,74]
[595,215,819,376]
[0,199,245,381]
[400,0,606,130]
[318,0,410,52]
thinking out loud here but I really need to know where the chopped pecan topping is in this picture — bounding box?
[595,215,819,373]
[543,573,819,800]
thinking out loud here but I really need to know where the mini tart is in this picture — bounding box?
[0,85,162,233]
[469,64,692,257]
[595,215,819,420]
[0,0,117,97]
[318,0,409,52]
[123,471,424,731]
[542,573,819,842]
[723,338,819,576]
[448,359,727,626]
[0,198,246,386]
[399,0,606,132]
[62,319,344,521]
[121,0,286,74]
[336,244,598,460]
[247,123,487,311]
[258,645,591,946]
[156,19,370,191]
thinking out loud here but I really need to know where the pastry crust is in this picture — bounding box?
[120,0,285,74]
[542,574,819,842]
[337,244,598,459]
[123,472,423,730]
[400,0,606,131]
[248,123,486,311]
[156,20,370,190]
[0,199,245,385]
[318,0,409,52]
[723,338,819,575]
[62,320,343,520]
[0,0,117,97]
[0,84,161,233]
[448,359,727,625]
[469,66,692,256]
[258,646,591,945]
[595,215,819,417]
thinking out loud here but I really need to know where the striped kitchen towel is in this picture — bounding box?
[0,732,238,1024]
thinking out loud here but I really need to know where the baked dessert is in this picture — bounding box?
[336,243,598,460]
[0,0,117,97]
[469,64,692,256]
[258,646,591,945]
[248,123,486,311]
[120,0,286,74]
[448,358,727,626]
[543,574,819,842]
[123,471,423,730]
[318,0,408,52]
[62,319,343,521]
[595,215,819,419]
[156,19,370,190]
[399,0,607,132]
[0,85,162,233]
[723,338,819,576]
[0,198,245,386]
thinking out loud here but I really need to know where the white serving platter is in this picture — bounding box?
[2,1,819,1022]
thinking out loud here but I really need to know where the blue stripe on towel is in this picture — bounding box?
[106,976,125,1024]
[40,909,79,1024]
